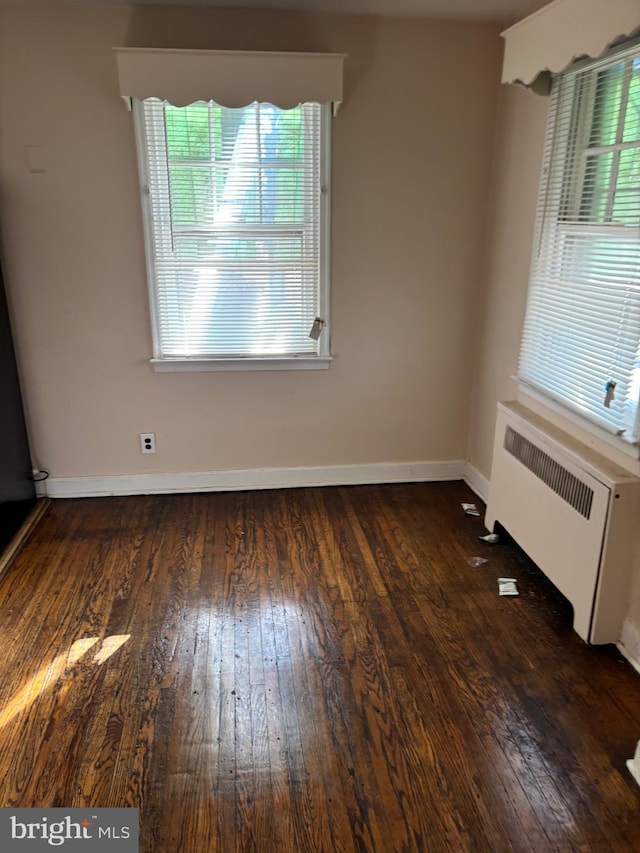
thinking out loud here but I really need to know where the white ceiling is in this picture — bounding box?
[2,0,541,24]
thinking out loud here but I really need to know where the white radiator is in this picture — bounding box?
[485,402,640,644]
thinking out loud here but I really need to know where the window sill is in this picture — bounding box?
[516,378,640,464]
[151,356,332,373]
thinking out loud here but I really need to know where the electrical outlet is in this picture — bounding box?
[139,432,156,454]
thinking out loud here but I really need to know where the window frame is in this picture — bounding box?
[133,98,333,372]
[517,40,640,456]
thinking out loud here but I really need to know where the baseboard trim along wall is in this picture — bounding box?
[462,463,490,504]
[42,460,466,498]
[618,618,640,675]
[627,742,640,789]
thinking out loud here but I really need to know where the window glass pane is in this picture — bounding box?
[589,63,624,148]
[276,108,304,159]
[174,238,201,260]
[560,232,640,288]
[580,151,614,221]
[623,58,640,143]
[263,168,306,222]
[165,103,211,159]
[612,146,640,223]
[168,167,215,226]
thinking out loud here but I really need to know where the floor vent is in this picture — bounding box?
[504,425,594,519]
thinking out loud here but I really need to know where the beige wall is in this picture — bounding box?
[466,82,548,481]
[0,4,502,478]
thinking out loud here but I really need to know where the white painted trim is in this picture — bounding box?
[501,0,640,87]
[627,742,640,789]
[518,382,640,466]
[618,618,640,675]
[462,462,490,505]
[624,631,640,782]
[42,460,465,499]
[151,357,332,372]
[115,48,346,111]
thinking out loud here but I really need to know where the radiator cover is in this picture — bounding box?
[485,402,640,644]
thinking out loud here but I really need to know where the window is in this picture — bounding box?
[518,41,640,444]
[134,98,331,370]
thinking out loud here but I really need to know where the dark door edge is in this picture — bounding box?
[0,497,52,581]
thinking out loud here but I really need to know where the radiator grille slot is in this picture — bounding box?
[504,426,593,519]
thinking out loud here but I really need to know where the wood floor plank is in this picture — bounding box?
[0,483,639,852]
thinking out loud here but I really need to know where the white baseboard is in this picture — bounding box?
[42,460,466,498]
[627,742,640,789]
[618,618,640,675]
[463,462,490,504]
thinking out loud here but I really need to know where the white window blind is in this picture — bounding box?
[519,41,640,442]
[134,98,329,365]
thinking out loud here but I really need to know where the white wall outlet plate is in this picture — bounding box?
[139,432,156,454]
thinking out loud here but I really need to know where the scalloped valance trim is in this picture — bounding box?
[502,0,640,93]
[114,48,346,112]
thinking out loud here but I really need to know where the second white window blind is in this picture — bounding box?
[518,42,640,442]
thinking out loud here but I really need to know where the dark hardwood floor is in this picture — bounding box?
[0,482,638,851]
